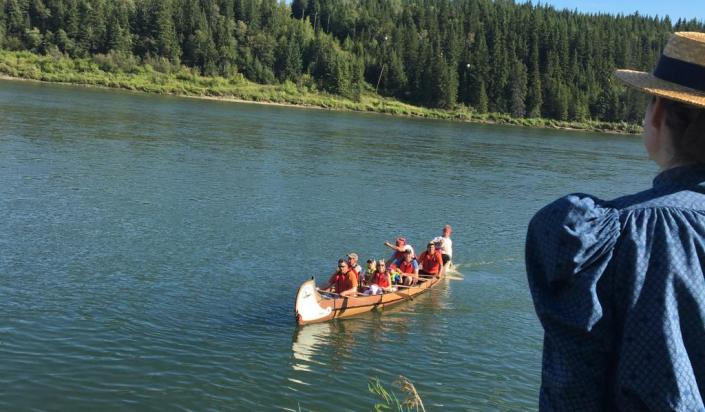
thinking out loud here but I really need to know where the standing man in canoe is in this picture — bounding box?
[433,224,453,266]
[417,242,444,278]
[321,259,358,297]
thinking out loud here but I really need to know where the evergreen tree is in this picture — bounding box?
[3,0,703,123]
[275,35,302,82]
[469,25,489,112]
[155,0,179,62]
[0,2,6,47]
[214,14,238,76]
[487,21,508,112]
[428,50,454,109]
[105,2,132,53]
[477,80,489,114]
[29,0,50,32]
[195,19,218,75]
[510,58,528,118]
[291,0,306,20]
[6,0,29,41]
[85,1,109,54]
[305,0,320,31]
[249,31,276,82]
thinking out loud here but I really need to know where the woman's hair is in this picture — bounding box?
[660,97,705,163]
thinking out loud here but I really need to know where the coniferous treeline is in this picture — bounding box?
[1,0,703,123]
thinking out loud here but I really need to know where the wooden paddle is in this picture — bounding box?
[317,288,340,297]
[318,288,358,297]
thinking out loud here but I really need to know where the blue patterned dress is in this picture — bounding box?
[526,165,705,411]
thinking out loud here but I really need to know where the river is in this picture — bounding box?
[0,79,654,411]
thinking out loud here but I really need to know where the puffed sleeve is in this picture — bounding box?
[526,194,621,411]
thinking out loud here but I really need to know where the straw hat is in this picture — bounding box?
[615,32,705,109]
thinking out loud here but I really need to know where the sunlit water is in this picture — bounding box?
[0,79,655,410]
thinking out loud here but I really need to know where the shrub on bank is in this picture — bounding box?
[0,49,642,135]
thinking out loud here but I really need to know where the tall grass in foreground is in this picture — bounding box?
[369,376,426,412]
[0,49,642,135]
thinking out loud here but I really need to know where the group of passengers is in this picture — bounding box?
[320,225,453,297]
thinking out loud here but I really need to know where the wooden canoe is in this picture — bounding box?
[294,267,447,326]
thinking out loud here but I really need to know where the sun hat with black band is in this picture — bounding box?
[615,32,705,109]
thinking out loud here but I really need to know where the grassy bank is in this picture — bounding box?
[0,49,641,135]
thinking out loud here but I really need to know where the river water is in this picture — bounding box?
[0,79,654,411]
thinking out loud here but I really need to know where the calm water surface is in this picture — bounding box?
[0,79,654,411]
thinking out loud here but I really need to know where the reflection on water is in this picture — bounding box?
[291,323,330,372]
[291,319,370,372]
[286,279,464,411]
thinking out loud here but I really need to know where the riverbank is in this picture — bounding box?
[0,49,641,134]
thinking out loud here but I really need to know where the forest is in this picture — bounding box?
[1,0,703,124]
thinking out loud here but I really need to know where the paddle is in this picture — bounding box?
[317,288,340,297]
[318,289,368,300]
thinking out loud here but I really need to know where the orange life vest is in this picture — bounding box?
[334,270,357,293]
[418,251,443,274]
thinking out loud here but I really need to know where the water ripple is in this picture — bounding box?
[0,79,654,411]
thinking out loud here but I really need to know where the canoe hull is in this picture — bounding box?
[294,269,445,325]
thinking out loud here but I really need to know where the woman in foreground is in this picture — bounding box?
[526,32,705,410]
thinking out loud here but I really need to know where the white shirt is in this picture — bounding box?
[390,245,415,263]
[433,236,453,258]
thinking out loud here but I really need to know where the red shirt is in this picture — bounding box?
[372,271,390,288]
[418,251,443,275]
[399,260,417,274]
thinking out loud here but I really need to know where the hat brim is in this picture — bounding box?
[615,69,705,109]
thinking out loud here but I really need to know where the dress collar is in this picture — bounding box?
[653,164,705,188]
